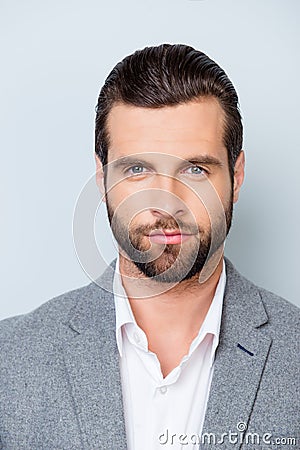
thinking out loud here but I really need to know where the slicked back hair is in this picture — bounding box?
[95,44,243,181]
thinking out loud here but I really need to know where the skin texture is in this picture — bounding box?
[95,97,245,376]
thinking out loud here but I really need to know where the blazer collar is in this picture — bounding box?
[68,256,268,335]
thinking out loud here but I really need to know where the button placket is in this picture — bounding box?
[159,386,168,395]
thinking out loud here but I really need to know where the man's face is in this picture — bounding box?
[96,98,244,284]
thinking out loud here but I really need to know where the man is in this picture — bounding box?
[0,44,299,449]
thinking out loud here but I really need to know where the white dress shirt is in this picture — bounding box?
[113,256,226,450]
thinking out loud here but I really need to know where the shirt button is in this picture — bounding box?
[159,386,168,395]
[133,332,140,343]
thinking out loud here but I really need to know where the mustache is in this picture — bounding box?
[130,218,200,236]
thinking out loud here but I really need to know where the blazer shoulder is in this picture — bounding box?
[0,281,98,344]
[256,284,299,331]
[225,257,299,335]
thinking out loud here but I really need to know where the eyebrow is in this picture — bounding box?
[110,154,224,170]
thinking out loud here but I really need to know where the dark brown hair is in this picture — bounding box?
[95,43,243,180]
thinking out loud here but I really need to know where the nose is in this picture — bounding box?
[149,175,187,219]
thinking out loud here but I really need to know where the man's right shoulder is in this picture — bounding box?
[0,281,100,344]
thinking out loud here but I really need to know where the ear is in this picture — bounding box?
[233,150,245,203]
[94,152,106,202]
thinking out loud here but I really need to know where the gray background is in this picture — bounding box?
[1,0,299,320]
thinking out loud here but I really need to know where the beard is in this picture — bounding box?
[105,192,233,284]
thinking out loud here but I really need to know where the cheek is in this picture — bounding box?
[105,182,134,210]
[208,172,232,206]
[184,198,209,226]
[106,187,122,208]
[184,177,231,226]
[106,185,150,227]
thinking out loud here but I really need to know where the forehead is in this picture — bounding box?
[106,97,227,162]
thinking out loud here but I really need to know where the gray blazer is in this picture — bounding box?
[0,258,299,449]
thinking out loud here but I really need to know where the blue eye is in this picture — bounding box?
[131,165,143,174]
[126,165,148,175]
[131,165,143,173]
[184,165,206,175]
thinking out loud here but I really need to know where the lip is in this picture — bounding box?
[147,229,194,245]
[157,229,182,236]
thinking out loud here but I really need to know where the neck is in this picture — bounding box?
[118,250,224,377]
[118,248,224,337]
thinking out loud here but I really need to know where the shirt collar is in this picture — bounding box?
[190,261,226,367]
[113,255,226,361]
[113,256,136,356]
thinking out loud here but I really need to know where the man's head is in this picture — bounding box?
[94,44,244,284]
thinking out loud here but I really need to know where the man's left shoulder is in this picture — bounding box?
[256,283,299,326]
[252,286,299,358]
[225,258,299,337]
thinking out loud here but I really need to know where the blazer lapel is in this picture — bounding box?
[201,258,272,448]
[62,261,127,449]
